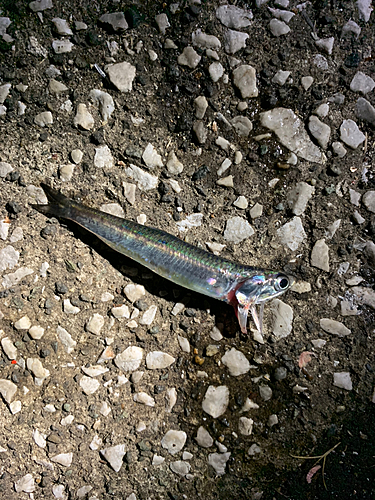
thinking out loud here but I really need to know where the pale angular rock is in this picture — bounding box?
[0,245,19,273]
[82,365,109,377]
[325,219,341,239]
[100,444,126,472]
[34,111,53,127]
[239,417,253,436]
[1,337,17,360]
[217,175,234,188]
[357,0,373,22]
[196,427,214,449]
[320,318,351,337]
[224,217,254,244]
[27,35,48,57]
[350,71,375,95]
[311,239,330,271]
[133,392,155,407]
[101,203,125,218]
[202,385,229,418]
[52,18,73,35]
[177,46,201,68]
[250,203,263,219]
[314,103,329,118]
[209,62,224,82]
[74,103,94,130]
[332,141,347,157]
[233,65,258,98]
[217,158,232,177]
[176,213,203,232]
[161,430,187,455]
[107,62,136,92]
[333,372,352,390]
[341,299,358,316]
[99,12,128,31]
[259,385,272,401]
[356,97,375,126]
[231,116,252,136]
[268,7,295,22]
[0,162,13,178]
[152,454,165,465]
[224,29,249,54]
[340,119,365,149]
[166,387,177,412]
[291,281,311,293]
[0,379,17,403]
[123,284,145,302]
[123,182,136,204]
[270,299,293,338]
[15,474,35,493]
[301,76,314,90]
[277,216,306,251]
[27,358,50,384]
[192,29,221,50]
[125,164,158,191]
[57,325,76,353]
[14,315,31,330]
[115,346,143,372]
[33,429,47,448]
[29,0,53,12]
[315,37,334,55]
[48,79,68,94]
[89,89,115,121]
[272,70,290,85]
[363,191,375,212]
[308,115,331,149]
[142,143,163,169]
[139,305,157,325]
[313,54,329,70]
[269,19,290,36]
[155,13,170,34]
[94,145,114,168]
[166,151,184,175]
[352,286,375,309]
[63,298,80,314]
[71,149,83,164]
[208,452,231,476]
[287,182,315,215]
[59,164,74,182]
[233,196,248,209]
[342,20,361,38]
[2,267,34,289]
[146,351,175,369]
[80,376,100,395]
[86,313,105,335]
[170,460,191,476]
[111,304,130,319]
[0,84,10,105]
[221,348,250,376]
[216,5,253,28]
[194,96,208,119]
[260,108,322,163]
[52,40,74,53]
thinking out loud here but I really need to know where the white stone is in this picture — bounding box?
[276,216,306,251]
[101,203,125,218]
[1,337,17,360]
[166,387,177,412]
[61,415,74,425]
[14,315,31,331]
[167,151,184,175]
[52,39,73,53]
[301,76,314,90]
[29,0,53,12]
[340,119,365,149]
[139,305,158,325]
[357,0,373,22]
[206,242,226,255]
[34,111,53,127]
[356,97,375,126]
[315,37,334,55]
[133,392,155,407]
[161,430,187,455]
[125,164,158,191]
[52,18,73,35]
[100,12,128,31]
[33,429,47,448]
[192,29,221,50]
[152,454,165,465]
[216,5,253,29]
[224,29,249,54]
[142,143,163,169]
[313,54,329,70]
[270,299,293,338]
[233,65,258,98]
[320,318,351,337]
[221,348,250,376]
[350,72,375,95]
[59,164,74,182]
[217,175,234,188]
[209,62,224,82]
[291,281,311,293]
[259,385,272,401]
[146,351,175,369]
[342,20,361,38]
[272,70,290,85]
[9,400,22,414]
[239,417,253,436]
[100,444,126,472]
[57,325,76,353]
[71,149,83,164]
[2,267,34,289]
[196,426,214,448]
[112,304,130,319]
[155,13,170,34]
[48,79,68,94]
[202,385,229,418]
[85,313,104,335]
[233,196,248,210]
[311,239,330,271]
[74,103,94,130]
[170,460,191,476]
[0,162,13,178]
[80,376,100,395]
[15,474,35,493]
[177,46,201,68]
[268,7,295,22]
[341,299,358,316]
[260,108,322,163]
[63,299,80,314]
[308,115,331,149]
[208,452,231,476]
[115,346,143,372]
[194,96,208,119]
[332,142,347,157]
[94,145,114,168]
[333,372,352,390]
[89,89,115,121]
[82,365,109,377]
[124,283,145,302]
[123,182,136,205]
[107,62,136,92]
[352,286,375,309]
[217,158,232,176]
[287,182,315,215]
[269,19,290,36]
[51,452,73,467]
[0,379,17,403]
[231,116,252,137]
[363,191,375,213]
[224,217,254,244]
[325,219,341,240]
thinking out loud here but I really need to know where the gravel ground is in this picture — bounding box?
[0,0,375,499]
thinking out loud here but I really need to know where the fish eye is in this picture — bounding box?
[276,276,289,291]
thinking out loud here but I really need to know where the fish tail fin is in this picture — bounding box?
[31,183,79,221]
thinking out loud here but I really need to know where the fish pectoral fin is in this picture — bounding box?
[237,304,250,335]
[250,304,263,334]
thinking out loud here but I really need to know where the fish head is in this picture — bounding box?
[234,272,295,334]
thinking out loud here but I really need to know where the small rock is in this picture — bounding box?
[341,300,358,316]
[125,164,158,191]
[161,430,187,455]
[239,417,253,435]
[52,39,73,53]
[362,191,375,213]
[29,0,53,12]
[52,18,73,36]
[0,379,17,403]
[270,299,293,338]
[231,116,253,137]
[313,54,329,70]
[71,149,83,164]
[233,196,248,209]
[272,70,290,85]
[216,5,253,29]
[57,325,76,354]
[340,119,365,149]
[80,376,100,395]
[59,164,74,182]
[209,62,224,82]
[74,103,94,130]
[15,474,35,493]
[259,385,272,401]
[100,444,126,472]
[51,452,73,467]
[268,414,279,427]
[146,351,175,369]
[269,19,290,36]
[192,121,207,144]
[325,219,341,240]
[351,286,375,309]
[155,13,170,34]
[320,318,351,337]
[249,203,263,219]
[194,96,208,119]
[1,337,17,360]
[124,284,146,302]
[99,12,128,31]
[224,29,249,54]
[133,392,155,407]
[48,79,68,94]
[208,452,231,476]
[101,203,125,218]
[311,239,330,271]
[196,426,214,448]
[63,299,80,314]
[142,143,163,169]
[301,76,314,90]
[115,346,143,372]
[0,162,13,178]
[139,305,157,325]
[192,29,221,50]
[217,175,234,188]
[224,217,254,244]
[170,461,191,476]
[152,454,165,465]
[107,62,136,92]
[94,145,114,169]
[342,20,361,38]
[86,314,105,335]
[166,151,184,175]
[268,7,295,22]
[308,115,331,149]
[287,182,315,215]
[332,142,347,157]
[333,372,352,390]
[233,65,258,98]
[33,429,47,448]
[350,71,375,95]
[315,37,334,55]
[217,158,231,176]
[202,385,229,418]
[177,46,201,69]
[221,348,250,376]
[178,336,190,353]
[89,89,115,121]
[14,315,31,330]
[112,304,130,319]
[82,365,109,377]
[34,111,53,127]
[166,387,177,412]
[276,216,306,251]
[314,103,329,118]
[356,97,375,126]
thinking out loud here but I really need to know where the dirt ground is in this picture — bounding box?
[0,0,374,499]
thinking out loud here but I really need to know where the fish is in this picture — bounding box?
[31,183,294,335]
